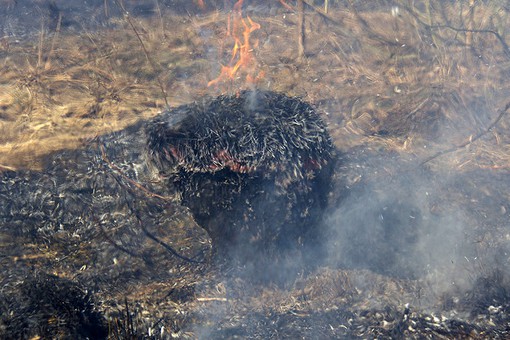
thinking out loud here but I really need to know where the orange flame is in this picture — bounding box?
[195,0,206,10]
[208,0,264,88]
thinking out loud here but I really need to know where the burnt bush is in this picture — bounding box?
[0,272,107,339]
[147,90,335,279]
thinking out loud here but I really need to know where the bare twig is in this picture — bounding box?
[420,101,510,165]
[100,144,202,264]
[135,213,202,264]
[124,298,135,337]
[302,0,340,25]
[402,4,510,59]
[424,0,440,51]
[96,217,146,260]
[114,0,169,107]
[430,24,510,59]
[197,297,227,302]
[37,20,45,70]
[345,0,400,46]
[282,0,342,26]
[100,144,174,201]
[45,12,62,70]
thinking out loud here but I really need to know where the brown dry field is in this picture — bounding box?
[1,1,510,338]
[1,2,509,171]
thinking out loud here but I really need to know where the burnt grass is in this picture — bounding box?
[1,1,510,339]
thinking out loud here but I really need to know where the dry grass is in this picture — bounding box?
[1,2,509,170]
[0,12,211,168]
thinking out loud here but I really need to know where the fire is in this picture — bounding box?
[195,0,205,10]
[208,0,264,88]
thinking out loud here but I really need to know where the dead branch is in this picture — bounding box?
[302,0,341,26]
[402,4,510,59]
[44,12,62,70]
[345,0,401,46]
[420,101,510,165]
[100,144,174,201]
[430,24,510,59]
[100,144,201,264]
[137,217,202,264]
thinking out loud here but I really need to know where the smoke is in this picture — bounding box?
[321,149,483,305]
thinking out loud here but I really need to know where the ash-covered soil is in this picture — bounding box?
[1,90,510,339]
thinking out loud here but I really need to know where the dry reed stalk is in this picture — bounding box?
[196,297,227,302]
[37,21,44,70]
[297,0,305,60]
[466,0,475,46]
[45,12,62,71]
[154,0,165,37]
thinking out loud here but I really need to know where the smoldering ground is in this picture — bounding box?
[325,150,474,292]
[1,100,510,339]
[188,147,510,339]
[187,87,510,338]
[3,90,510,339]
[317,104,510,336]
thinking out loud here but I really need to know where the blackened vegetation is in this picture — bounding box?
[147,90,335,277]
[0,111,203,338]
[203,305,481,339]
[2,90,509,338]
[0,119,191,263]
[0,272,108,339]
[0,90,333,336]
[465,270,510,317]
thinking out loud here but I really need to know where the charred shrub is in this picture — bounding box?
[146,90,335,276]
[0,272,107,339]
[464,269,510,317]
